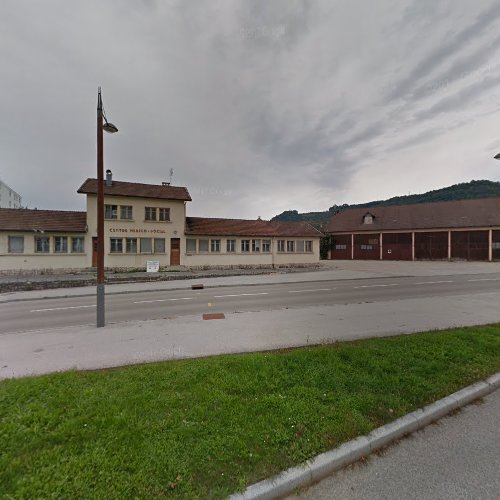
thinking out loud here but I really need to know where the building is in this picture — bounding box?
[326,197,500,261]
[0,172,322,271]
[0,180,22,209]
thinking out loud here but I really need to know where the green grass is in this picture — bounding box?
[1,325,499,499]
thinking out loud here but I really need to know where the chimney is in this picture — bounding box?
[105,169,112,186]
[162,181,170,186]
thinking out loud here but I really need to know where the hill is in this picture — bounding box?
[271,180,500,228]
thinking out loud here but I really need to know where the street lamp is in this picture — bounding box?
[96,87,118,328]
[494,153,500,160]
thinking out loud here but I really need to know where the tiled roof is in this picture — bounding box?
[186,217,323,237]
[78,179,192,201]
[326,197,500,233]
[0,209,87,233]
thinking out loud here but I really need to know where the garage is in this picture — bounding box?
[382,232,412,260]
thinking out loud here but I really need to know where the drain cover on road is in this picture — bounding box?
[203,313,225,320]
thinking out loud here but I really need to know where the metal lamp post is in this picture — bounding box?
[96,87,118,328]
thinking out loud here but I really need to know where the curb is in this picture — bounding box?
[229,372,500,500]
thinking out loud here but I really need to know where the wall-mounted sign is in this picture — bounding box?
[146,260,160,273]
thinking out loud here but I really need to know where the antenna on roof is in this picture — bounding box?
[169,168,174,185]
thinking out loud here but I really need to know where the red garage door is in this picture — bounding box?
[330,234,352,259]
[414,232,448,260]
[382,233,412,260]
[451,231,488,261]
[353,233,380,260]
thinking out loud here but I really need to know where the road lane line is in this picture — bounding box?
[354,284,398,288]
[213,292,269,298]
[133,298,192,304]
[415,280,454,285]
[467,278,500,282]
[288,288,332,293]
[30,305,96,312]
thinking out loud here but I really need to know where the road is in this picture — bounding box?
[2,273,500,334]
[288,389,500,500]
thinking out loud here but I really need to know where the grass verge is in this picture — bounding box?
[1,325,499,498]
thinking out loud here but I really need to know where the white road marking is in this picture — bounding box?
[415,280,454,285]
[133,298,192,304]
[467,278,500,282]
[288,288,332,293]
[30,305,96,312]
[354,284,398,288]
[213,292,269,298]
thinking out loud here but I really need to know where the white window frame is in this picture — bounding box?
[227,239,236,253]
[71,237,85,253]
[241,239,250,253]
[126,238,138,254]
[287,240,295,253]
[8,236,24,253]
[105,204,118,220]
[262,240,271,253]
[210,239,221,253]
[140,238,153,254]
[35,236,50,253]
[154,238,166,253]
[110,238,123,253]
[252,239,261,253]
[54,236,68,253]
[120,206,133,220]
[145,207,157,221]
[159,208,170,222]
[199,239,209,253]
[186,239,197,253]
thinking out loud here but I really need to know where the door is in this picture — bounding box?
[170,238,180,265]
[92,237,98,267]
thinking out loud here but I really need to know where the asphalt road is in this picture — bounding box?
[2,272,500,334]
[288,389,500,500]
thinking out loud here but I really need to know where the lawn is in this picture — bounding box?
[1,325,499,498]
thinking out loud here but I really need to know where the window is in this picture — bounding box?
[154,238,165,253]
[252,239,261,252]
[278,240,286,252]
[35,236,50,253]
[140,238,152,253]
[363,214,374,225]
[110,238,123,253]
[54,236,68,253]
[296,240,305,252]
[159,208,170,221]
[199,239,209,253]
[121,206,133,220]
[105,204,118,219]
[305,240,313,253]
[287,240,295,253]
[262,240,271,253]
[241,239,250,252]
[186,239,197,253]
[126,238,137,253]
[8,236,24,253]
[145,207,157,221]
[211,239,221,253]
[493,242,500,250]
[71,237,85,253]
[335,244,347,250]
[360,244,373,250]
[227,239,236,253]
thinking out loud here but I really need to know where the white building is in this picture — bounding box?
[0,172,322,272]
[0,180,22,209]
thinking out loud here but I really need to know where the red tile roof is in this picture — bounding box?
[326,197,500,233]
[186,217,323,237]
[78,179,192,201]
[0,209,87,233]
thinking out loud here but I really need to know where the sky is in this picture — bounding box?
[1,0,500,219]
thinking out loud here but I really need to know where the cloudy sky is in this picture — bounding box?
[1,0,500,219]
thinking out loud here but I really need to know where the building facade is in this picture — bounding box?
[0,180,22,209]
[0,173,322,271]
[326,198,500,261]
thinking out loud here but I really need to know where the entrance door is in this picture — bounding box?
[170,238,180,265]
[92,237,98,267]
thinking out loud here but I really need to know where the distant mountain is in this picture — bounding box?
[271,180,500,228]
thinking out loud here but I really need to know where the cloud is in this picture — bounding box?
[0,0,500,218]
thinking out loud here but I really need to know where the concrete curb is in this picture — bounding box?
[228,373,500,500]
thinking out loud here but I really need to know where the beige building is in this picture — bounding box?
[0,179,22,209]
[0,173,322,271]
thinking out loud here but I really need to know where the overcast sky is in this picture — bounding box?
[2,0,500,219]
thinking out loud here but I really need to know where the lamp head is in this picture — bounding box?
[103,121,118,133]
[494,152,500,160]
